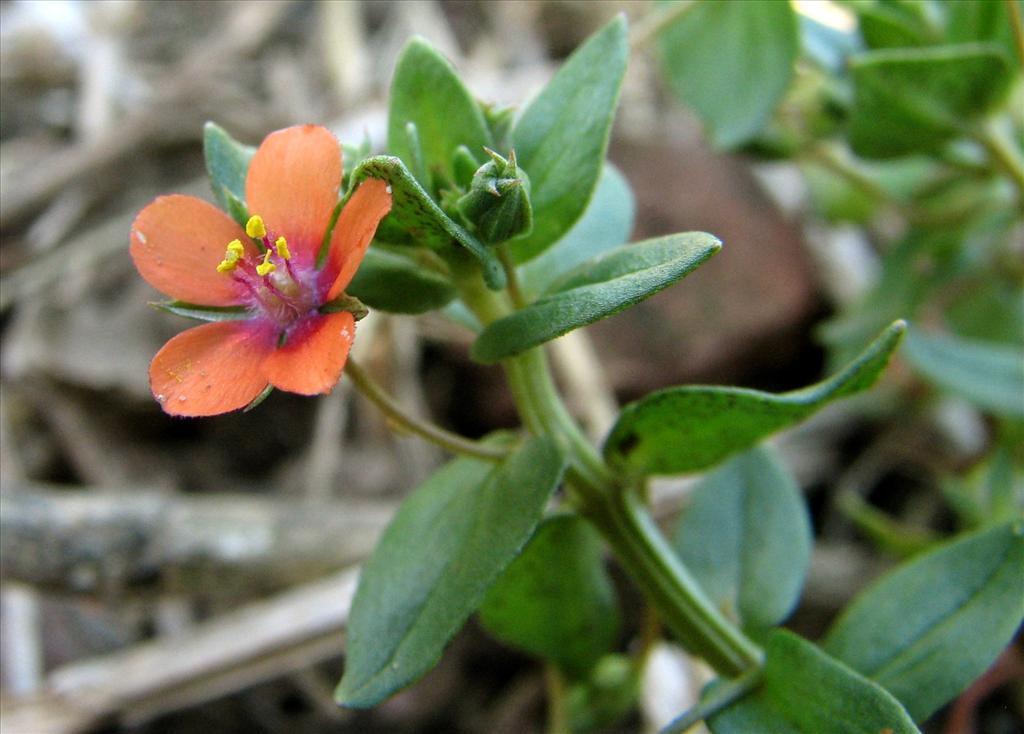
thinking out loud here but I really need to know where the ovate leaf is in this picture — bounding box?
[519,163,635,298]
[672,447,811,631]
[347,156,505,289]
[604,321,905,477]
[706,630,920,734]
[346,246,456,314]
[472,233,720,364]
[203,121,255,224]
[510,15,628,263]
[848,44,1013,158]
[657,0,799,148]
[479,514,620,679]
[824,520,1024,721]
[903,327,1024,419]
[387,38,492,193]
[336,436,564,708]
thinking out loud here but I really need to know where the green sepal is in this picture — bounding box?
[451,144,481,190]
[345,155,506,290]
[243,384,274,413]
[203,122,255,225]
[456,149,533,245]
[341,134,372,191]
[150,300,253,323]
[318,293,369,321]
[604,321,906,478]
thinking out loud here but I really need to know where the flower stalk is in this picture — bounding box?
[344,357,509,462]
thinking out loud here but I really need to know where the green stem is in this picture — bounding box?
[631,0,697,50]
[658,667,763,734]
[1006,0,1024,67]
[973,121,1024,202]
[806,143,891,204]
[544,665,572,734]
[584,486,762,676]
[497,242,528,310]
[344,357,508,462]
[455,271,761,679]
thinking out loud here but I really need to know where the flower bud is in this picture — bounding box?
[456,149,533,245]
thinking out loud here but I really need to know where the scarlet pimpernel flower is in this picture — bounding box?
[130,125,391,417]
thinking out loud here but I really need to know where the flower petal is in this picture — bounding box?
[323,178,393,301]
[150,321,275,417]
[130,195,253,306]
[262,311,355,396]
[246,125,342,264]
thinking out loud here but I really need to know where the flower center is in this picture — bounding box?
[215,214,316,327]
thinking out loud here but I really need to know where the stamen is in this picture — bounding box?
[216,239,246,273]
[274,236,291,261]
[245,215,267,239]
[256,250,277,276]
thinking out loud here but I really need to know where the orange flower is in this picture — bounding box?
[130,125,391,417]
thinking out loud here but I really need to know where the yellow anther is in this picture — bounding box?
[274,236,291,261]
[256,250,276,276]
[246,215,266,239]
[216,239,245,273]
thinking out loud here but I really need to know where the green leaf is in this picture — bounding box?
[510,15,628,263]
[479,514,620,679]
[657,0,799,149]
[150,300,252,322]
[824,520,1024,721]
[472,233,720,364]
[346,246,456,314]
[902,327,1024,419]
[672,446,811,631]
[848,44,1014,158]
[854,1,934,49]
[387,38,492,193]
[944,0,1021,67]
[604,321,906,478]
[336,436,565,708]
[706,629,920,734]
[519,163,635,298]
[347,156,506,289]
[203,122,255,224]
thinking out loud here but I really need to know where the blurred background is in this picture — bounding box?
[0,1,1020,733]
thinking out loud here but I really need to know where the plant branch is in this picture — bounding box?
[344,357,508,462]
